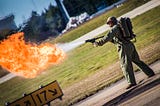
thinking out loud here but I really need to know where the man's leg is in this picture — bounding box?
[119,45,136,85]
[120,55,136,85]
[132,47,155,77]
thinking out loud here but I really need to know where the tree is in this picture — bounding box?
[45,4,65,34]
[22,11,41,42]
[22,4,66,42]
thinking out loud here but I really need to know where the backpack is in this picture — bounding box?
[118,17,136,42]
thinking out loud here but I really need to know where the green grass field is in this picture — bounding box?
[0,3,160,106]
[54,0,151,43]
[0,0,150,78]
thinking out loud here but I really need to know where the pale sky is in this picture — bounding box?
[0,0,57,26]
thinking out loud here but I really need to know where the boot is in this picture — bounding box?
[126,83,137,89]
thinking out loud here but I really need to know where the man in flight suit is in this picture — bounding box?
[94,16,155,89]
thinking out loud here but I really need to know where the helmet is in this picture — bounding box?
[106,16,117,25]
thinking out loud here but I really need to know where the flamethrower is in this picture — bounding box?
[85,36,104,43]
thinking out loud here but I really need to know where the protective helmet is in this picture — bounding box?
[106,16,117,25]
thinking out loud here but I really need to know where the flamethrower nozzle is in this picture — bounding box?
[85,36,104,43]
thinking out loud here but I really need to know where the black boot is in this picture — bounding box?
[148,73,155,78]
[126,83,137,89]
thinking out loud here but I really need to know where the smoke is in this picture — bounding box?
[56,41,85,52]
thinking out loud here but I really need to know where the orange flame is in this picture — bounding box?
[0,32,65,78]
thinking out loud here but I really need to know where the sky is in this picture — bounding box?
[0,0,57,26]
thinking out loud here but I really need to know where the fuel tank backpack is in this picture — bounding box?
[118,17,136,42]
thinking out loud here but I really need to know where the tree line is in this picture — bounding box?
[64,0,119,16]
[21,0,120,43]
[22,4,65,43]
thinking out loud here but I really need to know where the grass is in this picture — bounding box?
[54,0,150,43]
[0,4,160,106]
[0,0,150,77]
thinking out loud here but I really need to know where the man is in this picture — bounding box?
[94,16,155,89]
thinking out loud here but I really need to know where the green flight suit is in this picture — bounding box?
[97,24,155,84]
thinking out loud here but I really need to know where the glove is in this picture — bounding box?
[93,41,104,47]
[93,42,98,47]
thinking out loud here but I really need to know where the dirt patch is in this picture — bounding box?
[139,42,160,64]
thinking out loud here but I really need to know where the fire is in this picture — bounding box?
[0,32,65,78]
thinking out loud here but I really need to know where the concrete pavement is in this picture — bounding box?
[74,61,160,106]
[118,78,160,106]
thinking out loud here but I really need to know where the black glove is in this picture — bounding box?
[93,42,98,47]
[93,41,103,47]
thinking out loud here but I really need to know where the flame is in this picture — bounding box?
[0,32,65,78]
